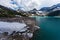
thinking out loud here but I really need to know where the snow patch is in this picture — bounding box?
[0,21,26,34]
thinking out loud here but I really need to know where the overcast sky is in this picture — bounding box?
[0,0,60,11]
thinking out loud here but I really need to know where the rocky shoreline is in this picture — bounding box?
[0,17,40,40]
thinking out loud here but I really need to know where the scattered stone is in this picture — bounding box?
[0,17,40,40]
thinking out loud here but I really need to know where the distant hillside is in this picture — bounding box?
[39,3,60,16]
[46,10,60,16]
[0,5,28,17]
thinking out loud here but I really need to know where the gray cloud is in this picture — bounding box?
[0,0,60,11]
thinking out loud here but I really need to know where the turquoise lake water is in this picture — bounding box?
[33,16,60,40]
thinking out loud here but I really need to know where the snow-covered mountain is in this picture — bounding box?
[40,3,60,12]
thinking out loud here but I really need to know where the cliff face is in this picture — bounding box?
[0,17,40,40]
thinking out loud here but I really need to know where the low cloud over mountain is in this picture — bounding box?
[0,0,60,11]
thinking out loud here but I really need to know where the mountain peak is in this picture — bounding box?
[40,3,60,12]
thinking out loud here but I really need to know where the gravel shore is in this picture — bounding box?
[0,17,40,40]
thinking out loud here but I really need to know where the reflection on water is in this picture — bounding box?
[33,16,60,40]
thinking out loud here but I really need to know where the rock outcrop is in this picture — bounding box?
[0,17,40,40]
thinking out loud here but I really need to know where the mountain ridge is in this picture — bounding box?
[40,3,60,12]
